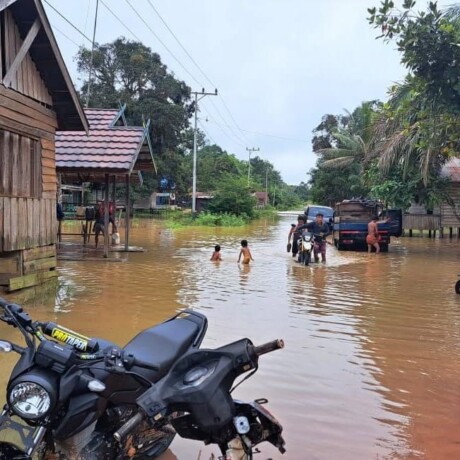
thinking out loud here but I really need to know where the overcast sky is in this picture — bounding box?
[44,0,412,185]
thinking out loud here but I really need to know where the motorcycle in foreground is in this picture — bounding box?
[297,231,314,266]
[0,297,286,459]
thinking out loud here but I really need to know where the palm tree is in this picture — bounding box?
[318,101,380,168]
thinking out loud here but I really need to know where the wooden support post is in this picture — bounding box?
[112,175,116,235]
[428,230,432,238]
[440,227,444,238]
[104,174,109,258]
[449,227,453,238]
[125,174,130,251]
[409,229,413,237]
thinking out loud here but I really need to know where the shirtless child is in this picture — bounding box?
[210,244,222,261]
[238,240,254,264]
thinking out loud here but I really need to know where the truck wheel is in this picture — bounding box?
[380,243,389,253]
[335,240,343,250]
[455,280,460,295]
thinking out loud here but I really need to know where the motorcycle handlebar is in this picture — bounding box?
[113,411,145,442]
[253,339,284,357]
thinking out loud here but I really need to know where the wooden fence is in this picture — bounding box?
[402,214,441,237]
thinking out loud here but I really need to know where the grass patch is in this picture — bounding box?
[165,211,248,228]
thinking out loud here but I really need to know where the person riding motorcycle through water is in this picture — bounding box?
[298,213,330,262]
[288,215,307,258]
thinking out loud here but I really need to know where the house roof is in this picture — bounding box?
[254,191,268,199]
[85,108,125,129]
[441,158,460,182]
[1,0,87,131]
[56,108,155,180]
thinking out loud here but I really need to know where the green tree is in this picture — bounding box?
[368,1,460,184]
[77,38,193,151]
[208,176,256,217]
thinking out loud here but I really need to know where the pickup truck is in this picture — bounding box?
[304,205,334,227]
[333,200,402,251]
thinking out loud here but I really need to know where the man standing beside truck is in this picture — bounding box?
[366,216,380,253]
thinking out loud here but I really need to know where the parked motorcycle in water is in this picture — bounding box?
[0,298,285,459]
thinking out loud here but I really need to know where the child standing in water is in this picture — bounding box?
[238,240,254,265]
[210,244,222,261]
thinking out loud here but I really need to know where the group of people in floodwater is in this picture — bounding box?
[288,213,331,262]
[287,212,385,261]
[210,240,254,264]
[209,212,384,265]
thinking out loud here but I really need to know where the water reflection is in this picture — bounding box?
[1,218,460,458]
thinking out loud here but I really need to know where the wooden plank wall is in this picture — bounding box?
[0,197,56,251]
[3,10,53,105]
[440,184,460,228]
[402,214,441,231]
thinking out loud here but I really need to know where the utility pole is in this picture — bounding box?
[265,167,269,206]
[246,147,260,186]
[86,0,99,107]
[192,88,218,218]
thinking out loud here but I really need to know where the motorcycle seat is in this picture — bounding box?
[123,317,200,382]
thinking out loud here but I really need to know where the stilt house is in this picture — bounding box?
[0,0,87,291]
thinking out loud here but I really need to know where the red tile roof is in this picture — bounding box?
[85,108,121,129]
[56,109,153,174]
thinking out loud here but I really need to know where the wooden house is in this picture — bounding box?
[0,0,87,291]
[440,158,460,236]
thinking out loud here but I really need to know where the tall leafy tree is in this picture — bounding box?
[77,38,193,152]
[368,1,460,184]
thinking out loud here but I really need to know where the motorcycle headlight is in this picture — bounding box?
[8,375,56,420]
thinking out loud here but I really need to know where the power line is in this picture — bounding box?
[144,0,250,145]
[198,120,217,146]
[52,24,80,47]
[43,0,93,44]
[100,0,142,42]
[123,0,203,87]
[203,113,246,148]
[145,0,217,88]
[240,129,307,143]
[207,98,248,145]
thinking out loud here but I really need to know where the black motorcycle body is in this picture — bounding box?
[0,300,206,459]
[0,298,286,460]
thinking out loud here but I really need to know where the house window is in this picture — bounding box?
[0,129,42,198]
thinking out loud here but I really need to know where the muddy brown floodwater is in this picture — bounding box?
[2,215,460,459]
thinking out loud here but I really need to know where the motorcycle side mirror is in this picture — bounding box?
[0,340,13,353]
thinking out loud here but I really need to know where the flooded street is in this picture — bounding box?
[2,215,460,459]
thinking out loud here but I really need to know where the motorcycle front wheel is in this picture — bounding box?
[304,251,310,266]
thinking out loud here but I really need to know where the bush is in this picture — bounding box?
[165,212,247,228]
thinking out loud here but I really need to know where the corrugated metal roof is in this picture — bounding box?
[56,108,151,174]
[441,158,460,182]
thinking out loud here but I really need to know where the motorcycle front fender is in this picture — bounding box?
[0,413,45,459]
[0,442,30,460]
